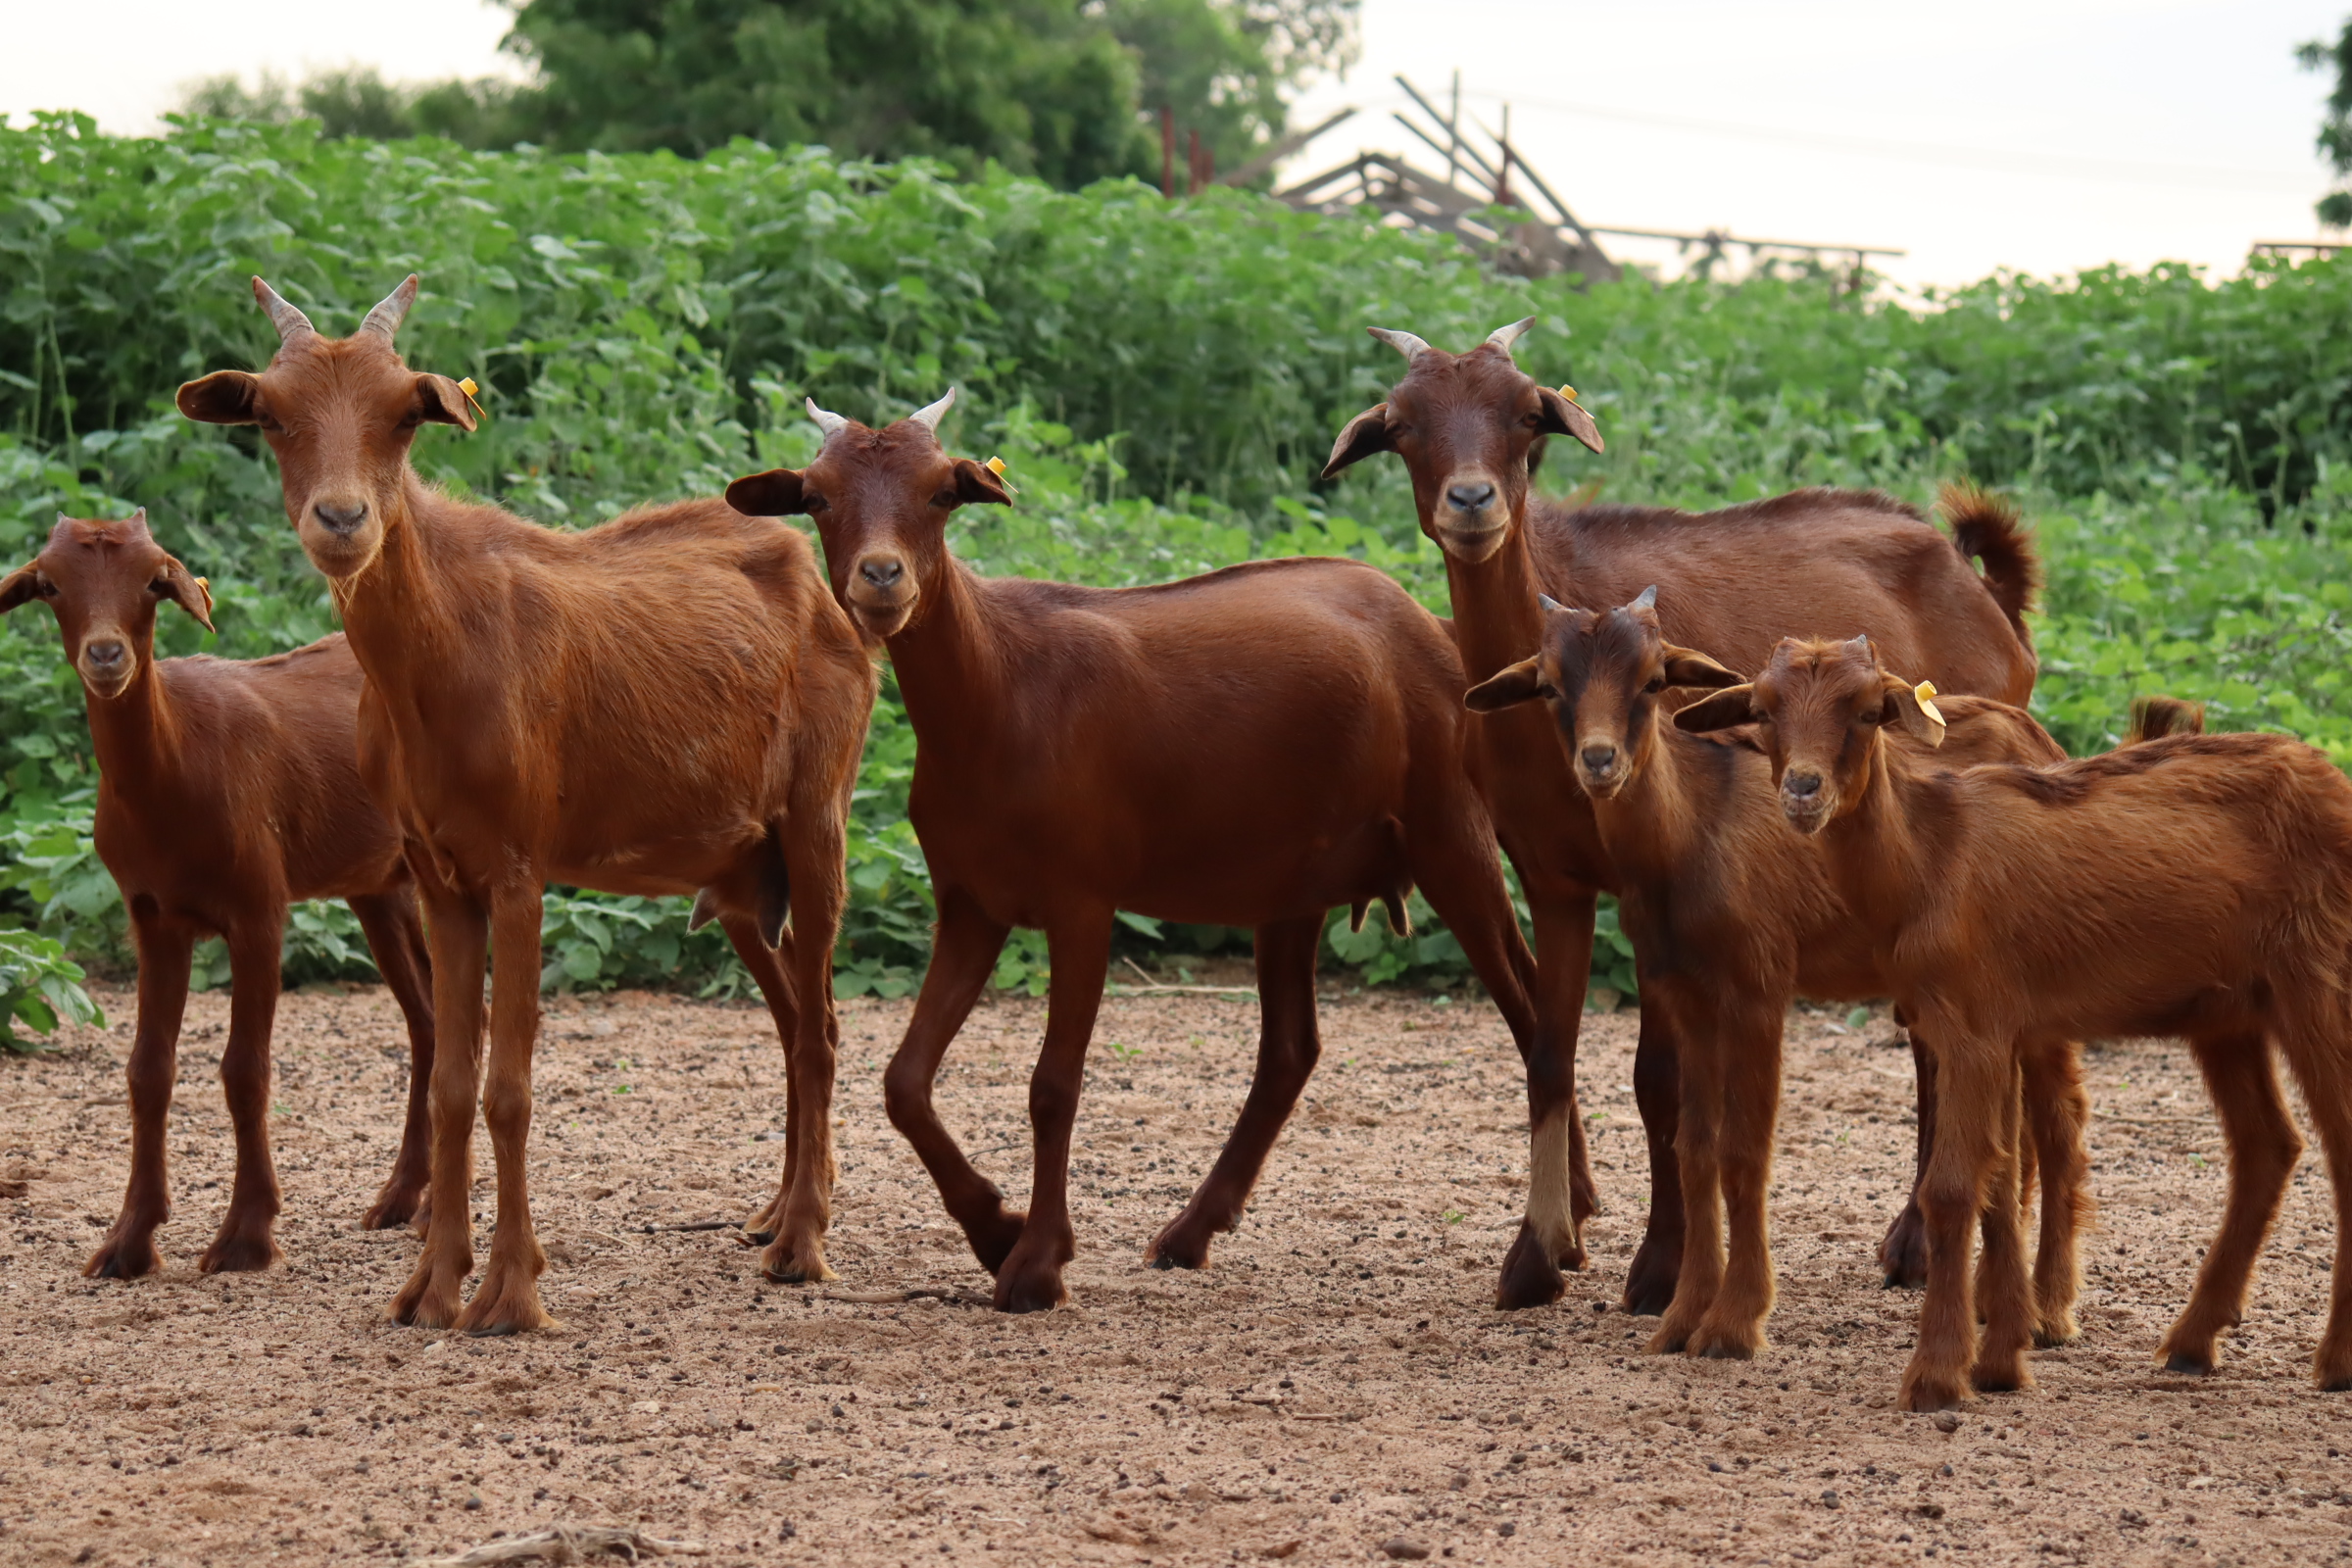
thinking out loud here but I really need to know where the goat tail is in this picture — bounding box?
[1940,480,2041,648]
[2126,694,2207,745]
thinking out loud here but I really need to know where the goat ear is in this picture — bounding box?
[1322,404,1394,478]
[950,457,1012,508]
[176,369,261,426]
[1536,387,1604,454]
[1464,657,1554,713]
[414,373,477,433]
[725,467,808,517]
[1879,673,1947,749]
[1659,645,1742,691]
[0,562,40,615]
[156,553,216,634]
[1672,684,1759,733]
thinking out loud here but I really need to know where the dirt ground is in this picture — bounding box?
[5,976,2350,1568]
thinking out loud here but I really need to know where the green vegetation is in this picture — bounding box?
[2302,17,2352,227]
[4,113,2352,1026]
[178,0,1358,188]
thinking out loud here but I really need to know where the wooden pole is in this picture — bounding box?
[1161,106,1175,199]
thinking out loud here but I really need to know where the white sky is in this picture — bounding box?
[2,0,2343,288]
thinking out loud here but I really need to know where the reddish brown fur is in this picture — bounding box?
[726,401,1555,1313]
[1,513,436,1278]
[1324,326,2040,1310]
[1467,591,2087,1366]
[1721,635,2352,1408]
[178,277,874,1334]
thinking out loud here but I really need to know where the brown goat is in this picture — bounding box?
[2,512,436,1277]
[1683,635,2352,1407]
[1464,588,2087,1363]
[178,277,874,1334]
[1324,323,2039,1311]
[726,392,1554,1312]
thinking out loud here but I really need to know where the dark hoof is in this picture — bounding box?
[197,1233,282,1274]
[466,1321,522,1339]
[1879,1206,1930,1290]
[2162,1351,2214,1377]
[993,1276,1067,1314]
[1494,1223,1566,1311]
[83,1237,163,1281]
[741,1228,778,1248]
[1621,1239,1680,1317]
[1147,1216,1214,1271]
[1701,1343,1751,1361]
[362,1189,424,1231]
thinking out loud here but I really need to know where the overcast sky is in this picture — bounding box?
[3,0,2343,288]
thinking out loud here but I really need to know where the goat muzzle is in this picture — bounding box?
[1577,741,1627,799]
[1780,770,1834,835]
[78,638,135,699]
[848,556,917,638]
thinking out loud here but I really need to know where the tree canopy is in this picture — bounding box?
[175,0,1358,190]
[2300,19,2352,227]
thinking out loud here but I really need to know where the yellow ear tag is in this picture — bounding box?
[1912,679,1944,726]
[1557,384,1580,404]
[983,455,1018,496]
[457,376,488,423]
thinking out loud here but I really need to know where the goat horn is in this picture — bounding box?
[908,387,956,432]
[1849,633,1873,659]
[360,274,419,339]
[806,398,851,438]
[1367,327,1433,362]
[1488,317,1538,356]
[251,276,316,343]
[1632,584,1658,611]
[1538,593,1566,612]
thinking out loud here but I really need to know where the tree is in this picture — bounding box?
[174,0,1359,191]
[2299,20,2352,227]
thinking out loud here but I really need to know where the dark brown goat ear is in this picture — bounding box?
[1536,387,1604,454]
[176,369,262,426]
[1322,403,1394,478]
[725,467,808,517]
[1658,645,1742,691]
[0,562,40,614]
[1673,684,1759,733]
[155,553,216,633]
[950,458,1011,508]
[1464,657,1554,713]
[414,373,477,433]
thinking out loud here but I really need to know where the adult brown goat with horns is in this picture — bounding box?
[1323,319,2040,1310]
[178,276,874,1335]
[726,390,1564,1313]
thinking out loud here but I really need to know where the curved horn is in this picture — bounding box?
[1487,316,1537,356]
[1848,633,1873,659]
[1367,326,1433,362]
[252,276,316,343]
[1538,593,1566,612]
[908,387,956,432]
[805,398,851,438]
[360,274,418,340]
[1631,584,1658,611]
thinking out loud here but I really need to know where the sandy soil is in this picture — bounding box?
[4,977,2349,1568]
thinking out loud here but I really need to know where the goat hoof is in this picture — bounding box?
[2032,1318,2079,1349]
[740,1229,778,1248]
[1897,1369,1972,1412]
[197,1231,283,1274]
[1970,1359,2030,1394]
[1147,1216,1214,1271]
[83,1234,164,1281]
[1494,1223,1566,1310]
[1878,1208,1930,1290]
[992,1271,1068,1315]
[362,1193,422,1231]
[2161,1350,2214,1377]
[1621,1243,1681,1317]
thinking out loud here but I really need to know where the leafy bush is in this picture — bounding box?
[0,927,102,1052]
[6,115,2352,1011]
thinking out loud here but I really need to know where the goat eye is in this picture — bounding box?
[148,578,170,596]
[804,494,830,514]
[1642,675,1667,694]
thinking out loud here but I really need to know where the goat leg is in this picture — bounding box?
[198,919,288,1274]
[85,911,194,1281]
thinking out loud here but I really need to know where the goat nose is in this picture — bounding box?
[1446,480,1496,512]
[1581,743,1618,774]
[859,560,905,589]
[315,500,368,536]
[85,641,125,668]
[1786,772,1824,799]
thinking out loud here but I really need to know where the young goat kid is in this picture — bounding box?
[2,512,436,1277]
[727,393,1554,1314]
[1465,589,2087,1367]
[180,277,874,1334]
[1681,635,2352,1408]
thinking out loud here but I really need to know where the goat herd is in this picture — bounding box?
[6,275,2350,1420]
